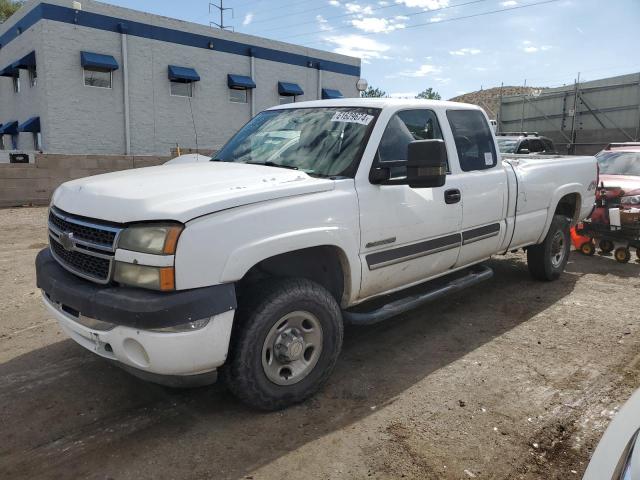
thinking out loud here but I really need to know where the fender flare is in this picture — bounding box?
[219,226,361,305]
[536,184,583,244]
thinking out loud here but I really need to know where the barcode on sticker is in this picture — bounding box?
[484,152,493,166]
[331,111,374,125]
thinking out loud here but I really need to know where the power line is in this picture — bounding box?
[273,0,489,41]
[258,0,488,36]
[301,0,562,46]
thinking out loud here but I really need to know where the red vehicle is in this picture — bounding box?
[596,142,640,208]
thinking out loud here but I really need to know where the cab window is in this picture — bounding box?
[529,139,544,153]
[377,109,445,179]
[446,110,497,171]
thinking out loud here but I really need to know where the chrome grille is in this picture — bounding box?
[48,207,123,284]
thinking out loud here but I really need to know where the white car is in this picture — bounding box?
[583,388,640,480]
[36,98,598,409]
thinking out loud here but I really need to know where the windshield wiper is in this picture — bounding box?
[245,161,298,170]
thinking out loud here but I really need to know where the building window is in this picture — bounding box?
[279,96,295,105]
[12,76,20,93]
[230,89,248,104]
[33,132,42,151]
[84,68,112,88]
[10,134,18,150]
[29,67,37,87]
[170,81,193,97]
[0,136,4,150]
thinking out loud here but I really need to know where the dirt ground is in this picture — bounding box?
[0,206,639,480]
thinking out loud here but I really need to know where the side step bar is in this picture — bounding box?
[343,264,494,326]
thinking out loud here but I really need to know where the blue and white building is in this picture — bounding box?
[0,0,361,156]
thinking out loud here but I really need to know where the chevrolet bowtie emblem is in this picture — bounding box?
[59,232,75,251]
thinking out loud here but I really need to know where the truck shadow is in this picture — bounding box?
[0,254,581,479]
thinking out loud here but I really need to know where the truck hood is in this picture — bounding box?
[599,174,640,194]
[52,162,335,223]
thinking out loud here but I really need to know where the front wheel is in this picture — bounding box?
[527,215,571,281]
[223,278,343,410]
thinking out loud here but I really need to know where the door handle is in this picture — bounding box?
[444,189,461,204]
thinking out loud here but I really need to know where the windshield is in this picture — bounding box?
[596,151,640,176]
[213,107,379,177]
[496,138,519,153]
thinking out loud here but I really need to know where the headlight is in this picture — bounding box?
[621,195,640,206]
[118,223,183,255]
[114,262,175,291]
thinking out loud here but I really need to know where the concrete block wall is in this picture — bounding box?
[0,154,168,207]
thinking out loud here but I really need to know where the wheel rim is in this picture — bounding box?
[261,311,323,386]
[551,230,566,267]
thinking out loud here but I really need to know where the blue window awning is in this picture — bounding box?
[228,74,256,90]
[19,117,40,133]
[0,121,19,135]
[0,65,18,77]
[322,88,343,99]
[12,51,36,70]
[168,65,200,83]
[80,51,119,71]
[278,81,304,96]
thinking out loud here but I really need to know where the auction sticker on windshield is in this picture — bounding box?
[331,111,374,125]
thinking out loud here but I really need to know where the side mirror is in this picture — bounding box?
[407,139,447,188]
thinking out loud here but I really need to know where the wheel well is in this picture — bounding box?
[237,246,349,306]
[554,193,581,224]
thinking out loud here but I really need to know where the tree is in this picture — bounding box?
[415,88,441,100]
[0,0,23,23]
[360,86,387,98]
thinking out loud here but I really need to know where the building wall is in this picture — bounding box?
[0,0,361,157]
[0,20,45,152]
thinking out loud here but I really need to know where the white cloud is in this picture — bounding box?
[324,34,391,60]
[344,2,374,15]
[351,16,406,32]
[429,13,446,22]
[329,0,341,6]
[501,0,517,6]
[449,47,481,56]
[378,0,390,4]
[399,63,442,77]
[521,41,552,53]
[316,14,332,31]
[395,0,449,8]
[474,66,488,72]
[435,77,451,84]
[242,13,253,26]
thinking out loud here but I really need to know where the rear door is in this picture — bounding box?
[445,109,508,267]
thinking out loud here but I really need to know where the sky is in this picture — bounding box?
[105,0,640,99]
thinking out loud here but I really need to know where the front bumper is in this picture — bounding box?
[36,248,237,381]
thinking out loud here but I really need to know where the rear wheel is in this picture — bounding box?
[223,278,343,410]
[527,215,571,281]
[599,239,614,254]
[614,247,630,264]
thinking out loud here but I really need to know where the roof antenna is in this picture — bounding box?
[209,1,234,31]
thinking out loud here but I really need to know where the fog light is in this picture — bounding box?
[147,317,210,333]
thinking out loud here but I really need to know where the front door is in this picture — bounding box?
[356,109,463,300]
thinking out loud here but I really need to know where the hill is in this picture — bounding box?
[449,86,544,119]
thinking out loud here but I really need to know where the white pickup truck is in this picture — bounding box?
[36,99,598,410]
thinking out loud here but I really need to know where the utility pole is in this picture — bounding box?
[209,1,233,31]
[569,72,580,154]
[520,79,527,132]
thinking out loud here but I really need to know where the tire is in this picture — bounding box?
[527,215,571,281]
[599,239,614,254]
[223,278,343,411]
[580,241,595,256]
[614,247,630,264]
